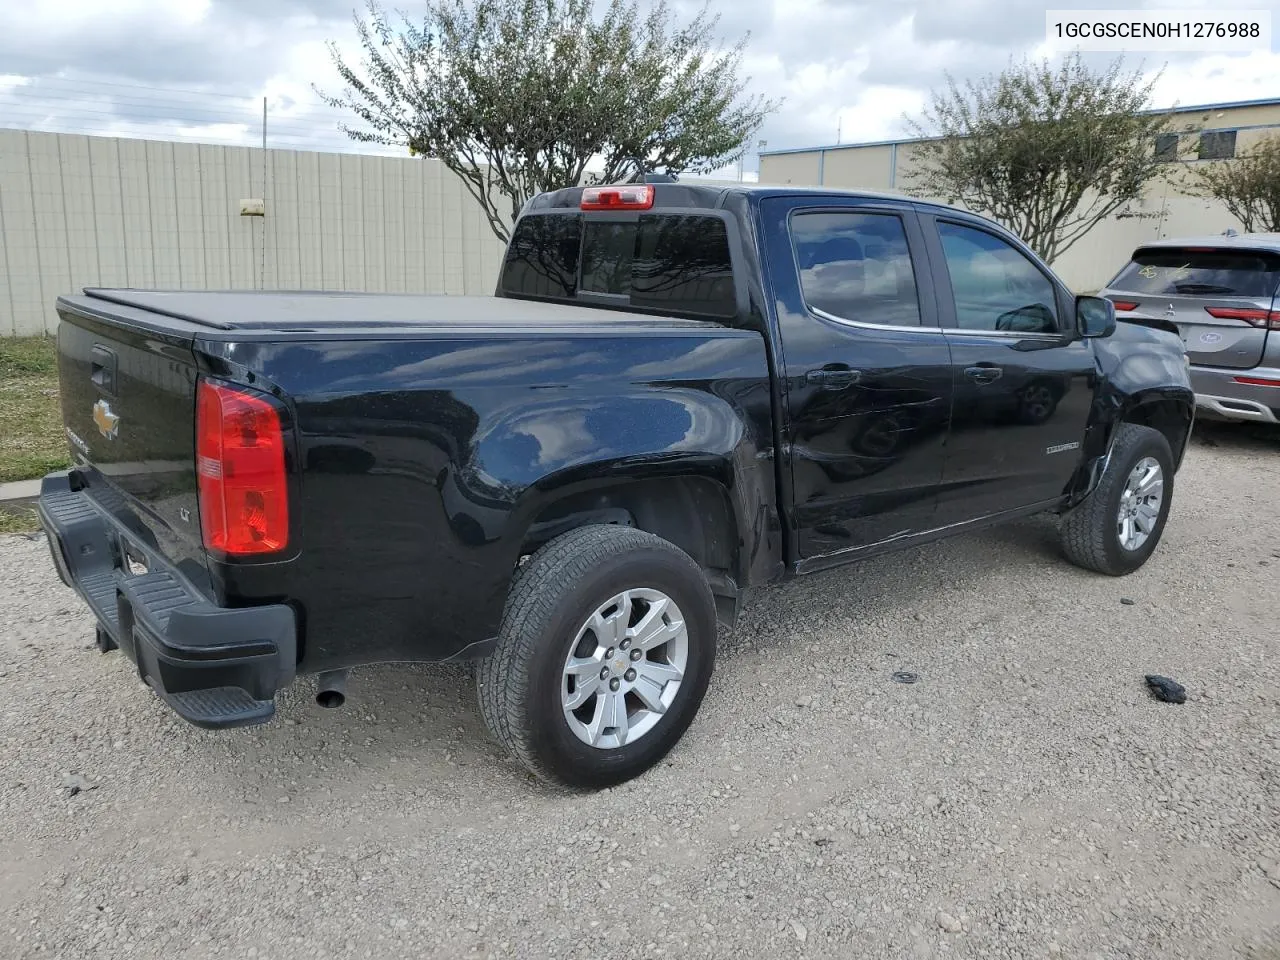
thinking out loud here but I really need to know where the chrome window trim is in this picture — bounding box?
[940,327,1067,341]
[808,305,935,334]
[809,306,1069,342]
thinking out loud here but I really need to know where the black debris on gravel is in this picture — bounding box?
[1145,675,1187,704]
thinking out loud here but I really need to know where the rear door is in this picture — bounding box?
[1102,245,1280,368]
[759,195,953,560]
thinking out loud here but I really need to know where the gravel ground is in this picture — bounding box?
[2,423,1279,960]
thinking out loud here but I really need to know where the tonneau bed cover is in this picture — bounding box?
[63,288,712,334]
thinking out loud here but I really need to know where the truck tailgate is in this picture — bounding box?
[55,296,204,566]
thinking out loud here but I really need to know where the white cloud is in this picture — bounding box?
[1,0,1277,163]
[1148,51,1280,108]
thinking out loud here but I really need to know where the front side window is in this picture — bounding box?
[790,211,923,326]
[936,222,1059,334]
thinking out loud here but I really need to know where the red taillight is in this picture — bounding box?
[580,184,655,211]
[1109,300,1139,312]
[1232,375,1280,387]
[1204,306,1280,329]
[196,380,289,556]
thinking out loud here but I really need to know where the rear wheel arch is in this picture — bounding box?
[518,476,742,599]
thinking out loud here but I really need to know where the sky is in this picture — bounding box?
[2,0,1279,174]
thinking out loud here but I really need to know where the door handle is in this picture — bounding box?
[805,367,861,390]
[964,364,1003,384]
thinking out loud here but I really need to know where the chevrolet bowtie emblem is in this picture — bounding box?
[92,399,120,439]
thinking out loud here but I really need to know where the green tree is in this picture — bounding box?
[1181,133,1280,233]
[321,0,775,243]
[906,54,1173,264]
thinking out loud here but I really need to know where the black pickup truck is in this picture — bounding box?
[38,183,1194,787]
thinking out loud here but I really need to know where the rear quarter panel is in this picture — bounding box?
[204,329,776,670]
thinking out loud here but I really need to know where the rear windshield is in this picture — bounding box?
[500,212,737,319]
[1109,247,1280,298]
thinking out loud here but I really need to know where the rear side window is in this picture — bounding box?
[501,212,737,319]
[791,211,922,326]
[1110,248,1280,298]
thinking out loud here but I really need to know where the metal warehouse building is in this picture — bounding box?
[759,97,1280,292]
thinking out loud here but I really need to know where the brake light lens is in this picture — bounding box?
[1109,300,1139,312]
[196,380,289,555]
[580,184,655,210]
[1204,306,1280,329]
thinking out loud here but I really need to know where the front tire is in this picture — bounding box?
[477,525,717,789]
[1060,423,1174,576]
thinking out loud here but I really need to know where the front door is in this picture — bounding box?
[760,196,954,561]
[922,215,1096,524]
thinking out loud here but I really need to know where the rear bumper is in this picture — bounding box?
[37,471,296,729]
[1190,365,1280,424]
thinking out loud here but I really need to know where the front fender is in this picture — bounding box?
[1068,324,1194,505]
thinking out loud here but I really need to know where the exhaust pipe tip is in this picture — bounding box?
[315,669,348,709]
[316,688,345,709]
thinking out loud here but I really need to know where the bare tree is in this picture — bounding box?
[320,0,776,243]
[907,54,1173,264]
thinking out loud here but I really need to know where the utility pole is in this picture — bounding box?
[261,97,268,290]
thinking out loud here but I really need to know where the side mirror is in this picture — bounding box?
[1076,295,1116,339]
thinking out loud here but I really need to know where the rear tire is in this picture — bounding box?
[477,525,717,789]
[1060,423,1174,576]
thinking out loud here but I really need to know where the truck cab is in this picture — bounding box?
[504,183,1193,568]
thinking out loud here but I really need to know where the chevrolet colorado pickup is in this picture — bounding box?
[38,183,1195,788]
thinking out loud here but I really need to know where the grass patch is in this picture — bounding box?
[0,504,40,534]
[0,336,70,484]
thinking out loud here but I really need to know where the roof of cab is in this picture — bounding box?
[524,181,974,218]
